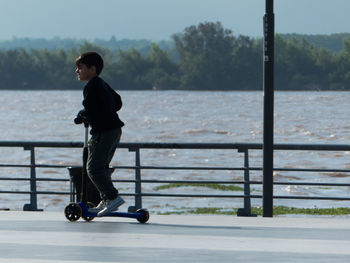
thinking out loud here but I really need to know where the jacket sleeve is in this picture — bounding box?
[82,83,98,122]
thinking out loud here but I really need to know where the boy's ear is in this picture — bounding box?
[90,65,97,74]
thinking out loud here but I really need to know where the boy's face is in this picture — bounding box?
[75,63,97,82]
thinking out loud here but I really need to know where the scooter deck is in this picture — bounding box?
[64,202,150,223]
[79,202,141,219]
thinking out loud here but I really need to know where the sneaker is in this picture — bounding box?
[88,200,106,213]
[97,196,125,217]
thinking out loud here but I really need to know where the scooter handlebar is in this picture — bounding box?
[74,110,89,125]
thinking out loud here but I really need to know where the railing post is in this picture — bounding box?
[237,148,256,216]
[128,147,142,212]
[23,146,42,211]
[263,0,275,217]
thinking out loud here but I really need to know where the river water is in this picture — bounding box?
[0,90,350,212]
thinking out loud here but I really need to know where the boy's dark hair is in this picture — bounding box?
[75,52,104,75]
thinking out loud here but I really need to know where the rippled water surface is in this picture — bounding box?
[1,90,350,212]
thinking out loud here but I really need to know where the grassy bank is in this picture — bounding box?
[158,206,350,216]
[154,183,350,216]
[154,183,244,192]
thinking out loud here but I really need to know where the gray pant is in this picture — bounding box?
[87,128,122,200]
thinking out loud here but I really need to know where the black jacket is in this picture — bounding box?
[80,76,124,134]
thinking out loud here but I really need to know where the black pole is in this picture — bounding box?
[263,0,274,217]
[81,122,89,204]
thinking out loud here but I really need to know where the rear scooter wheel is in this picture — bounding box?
[82,202,96,222]
[64,203,82,222]
[136,209,149,223]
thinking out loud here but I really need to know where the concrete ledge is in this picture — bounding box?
[1,211,350,262]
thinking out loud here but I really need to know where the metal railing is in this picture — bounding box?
[1,141,350,215]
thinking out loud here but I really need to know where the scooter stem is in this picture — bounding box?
[84,122,89,147]
[81,122,89,204]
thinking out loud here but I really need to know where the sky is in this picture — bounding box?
[0,0,349,41]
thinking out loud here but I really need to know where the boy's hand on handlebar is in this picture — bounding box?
[74,110,89,125]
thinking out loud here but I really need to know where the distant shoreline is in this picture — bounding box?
[1,26,349,91]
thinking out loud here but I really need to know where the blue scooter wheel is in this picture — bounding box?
[64,203,82,222]
[82,202,96,222]
[136,209,149,223]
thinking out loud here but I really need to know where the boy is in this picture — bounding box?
[74,51,125,216]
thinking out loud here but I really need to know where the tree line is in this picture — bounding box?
[2,33,349,53]
[0,21,350,90]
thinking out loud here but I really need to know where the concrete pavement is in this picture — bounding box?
[0,211,350,262]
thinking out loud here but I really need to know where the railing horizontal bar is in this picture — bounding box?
[2,189,349,201]
[115,179,240,185]
[0,177,69,182]
[140,193,260,198]
[137,180,242,184]
[1,141,350,151]
[0,141,83,148]
[113,166,246,170]
[112,179,136,183]
[205,181,350,186]
[129,193,350,200]
[132,166,244,171]
[1,177,349,187]
[139,167,350,173]
[274,182,350,187]
[0,191,255,199]
[1,165,247,172]
[2,163,350,174]
[274,168,350,173]
[123,166,350,173]
[0,164,76,168]
[141,180,350,187]
[274,195,350,200]
[0,191,71,195]
[133,193,350,201]
[245,167,350,173]
[232,181,350,187]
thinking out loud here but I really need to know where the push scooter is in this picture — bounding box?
[64,121,149,223]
